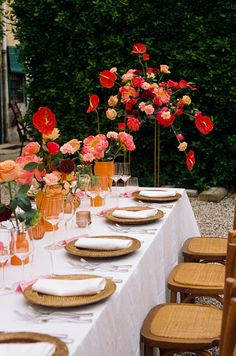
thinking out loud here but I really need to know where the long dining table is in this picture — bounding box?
[1,188,200,356]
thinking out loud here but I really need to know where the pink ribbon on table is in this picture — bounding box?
[15,274,54,293]
[123,189,140,198]
[58,234,89,246]
[98,207,119,217]
[44,234,89,250]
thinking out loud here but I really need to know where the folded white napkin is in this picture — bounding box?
[139,189,176,198]
[75,237,132,250]
[0,342,55,356]
[112,209,156,219]
[32,278,106,296]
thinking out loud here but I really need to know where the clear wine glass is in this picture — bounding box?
[63,195,76,233]
[11,228,34,283]
[120,162,131,189]
[86,176,101,214]
[111,162,123,198]
[43,195,64,251]
[0,226,14,295]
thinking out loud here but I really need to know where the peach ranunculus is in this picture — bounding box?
[66,139,81,152]
[108,95,119,107]
[106,108,117,120]
[0,160,19,182]
[106,131,119,140]
[177,141,188,152]
[42,127,60,143]
[181,95,191,105]
[22,142,40,156]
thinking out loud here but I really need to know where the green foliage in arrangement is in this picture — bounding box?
[8,0,236,189]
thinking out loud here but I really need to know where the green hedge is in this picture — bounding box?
[9,0,236,189]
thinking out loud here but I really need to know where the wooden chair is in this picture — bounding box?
[219,278,236,356]
[182,198,236,264]
[140,236,236,356]
[167,230,236,304]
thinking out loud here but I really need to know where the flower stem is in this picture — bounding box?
[8,182,20,230]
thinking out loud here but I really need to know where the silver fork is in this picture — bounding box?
[69,261,129,273]
[15,310,92,324]
[80,258,132,269]
[28,306,93,318]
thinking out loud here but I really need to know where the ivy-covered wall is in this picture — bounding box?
[9,0,236,189]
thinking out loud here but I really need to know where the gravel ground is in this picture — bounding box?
[189,194,235,236]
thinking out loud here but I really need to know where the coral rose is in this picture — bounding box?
[22,142,40,156]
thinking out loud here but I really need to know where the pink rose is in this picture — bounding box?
[60,143,75,154]
[177,134,184,141]
[107,131,119,139]
[144,104,155,115]
[47,142,60,154]
[43,173,60,185]
[22,142,40,156]
[118,132,136,151]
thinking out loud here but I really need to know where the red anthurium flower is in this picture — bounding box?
[47,141,60,155]
[87,95,99,113]
[32,107,56,135]
[186,150,195,171]
[99,70,117,88]
[131,43,147,54]
[195,113,214,134]
[178,80,197,91]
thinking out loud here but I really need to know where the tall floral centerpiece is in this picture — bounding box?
[92,43,214,186]
[20,107,81,230]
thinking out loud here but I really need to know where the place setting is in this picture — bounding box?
[103,206,164,225]
[132,188,182,202]
[0,331,69,356]
[20,273,116,308]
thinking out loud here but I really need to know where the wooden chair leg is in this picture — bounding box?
[143,344,153,356]
[170,290,177,302]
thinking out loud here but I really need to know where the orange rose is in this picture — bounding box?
[0,160,18,182]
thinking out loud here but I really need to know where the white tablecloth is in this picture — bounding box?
[1,188,199,356]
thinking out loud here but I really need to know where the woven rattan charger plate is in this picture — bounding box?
[23,274,116,308]
[132,191,182,202]
[0,331,68,356]
[65,235,141,258]
[104,206,164,225]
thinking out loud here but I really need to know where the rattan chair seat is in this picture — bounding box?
[149,304,222,340]
[187,237,227,255]
[172,263,225,287]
